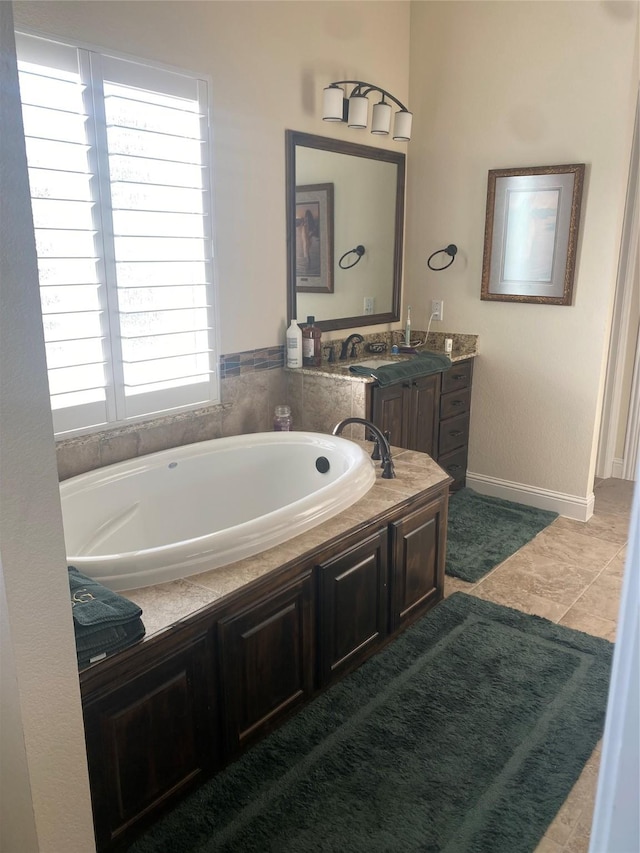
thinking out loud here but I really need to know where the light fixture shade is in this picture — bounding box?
[348,95,369,129]
[393,109,413,141]
[323,85,345,121]
[371,101,392,135]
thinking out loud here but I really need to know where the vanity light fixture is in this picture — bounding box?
[322,81,412,142]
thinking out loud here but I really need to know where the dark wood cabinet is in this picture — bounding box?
[317,527,388,685]
[217,573,315,755]
[369,358,473,490]
[438,359,473,490]
[82,630,216,850]
[80,480,449,852]
[371,374,439,455]
[390,495,446,630]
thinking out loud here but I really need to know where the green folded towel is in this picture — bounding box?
[69,566,145,667]
[349,351,452,386]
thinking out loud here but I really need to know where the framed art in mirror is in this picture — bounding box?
[480,164,585,305]
[295,183,334,293]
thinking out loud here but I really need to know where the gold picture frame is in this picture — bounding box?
[295,183,334,294]
[480,164,585,305]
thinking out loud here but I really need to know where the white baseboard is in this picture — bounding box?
[612,457,625,479]
[465,471,594,522]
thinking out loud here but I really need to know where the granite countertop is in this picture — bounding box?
[291,332,478,382]
[121,442,450,640]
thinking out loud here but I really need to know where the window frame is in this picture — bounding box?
[16,29,221,438]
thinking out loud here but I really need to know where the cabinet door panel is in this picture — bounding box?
[318,529,388,684]
[371,381,409,448]
[410,375,439,456]
[218,575,314,754]
[391,497,446,630]
[83,634,215,848]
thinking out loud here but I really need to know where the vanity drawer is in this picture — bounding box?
[438,446,467,490]
[438,412,470,456]
[441,360,473,394]
[439,386,471,420]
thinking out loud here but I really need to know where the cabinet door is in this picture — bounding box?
[317,528,388,685]
[371,381,410,448]
[390,495,447,631]
[218,574,314,755]
[83,633,216,850]
[408,374,439,456]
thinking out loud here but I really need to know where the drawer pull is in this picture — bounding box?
[447,464,462,471]
[453,374,467,381]
[448,429,464,437]
[450,400,464,407]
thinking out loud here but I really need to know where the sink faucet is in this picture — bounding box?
[339,333,364,360]
[332,417,395,479]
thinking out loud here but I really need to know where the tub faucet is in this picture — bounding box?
[332,417,395,479]
[339,333,364,360]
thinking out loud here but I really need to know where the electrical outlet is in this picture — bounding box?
[431,299,444,322]
[364,296,375,315]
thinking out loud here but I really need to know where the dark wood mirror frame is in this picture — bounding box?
[286,130,405,332]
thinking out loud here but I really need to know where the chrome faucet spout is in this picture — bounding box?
[332,417,395,478]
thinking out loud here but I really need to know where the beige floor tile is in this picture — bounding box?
[602,548,628,578]
[476,549,601,607]
[593,479,635,516]
[470,583,567,622]
[568,573,624,623]
[552,513,630,545]
[444,575,476,597]
[534,835,565,852]
[559,608,617,642]
[526,525,622,572]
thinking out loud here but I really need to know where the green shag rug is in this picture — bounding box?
[446,489,559,583]
[127,593,612,853]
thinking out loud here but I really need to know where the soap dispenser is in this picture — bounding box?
[302,316,322,367]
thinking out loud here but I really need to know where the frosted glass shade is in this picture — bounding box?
[393,110,413,141]
[371,101,392,135]
[323,86,345,121]
[348,95,368,129]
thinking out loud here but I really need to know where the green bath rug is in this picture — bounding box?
[126,593,611,853]
[445,488,558,583]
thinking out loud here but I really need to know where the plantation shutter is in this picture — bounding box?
[16,33,218,435]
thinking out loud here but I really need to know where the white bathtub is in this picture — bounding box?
[60,431,376,591]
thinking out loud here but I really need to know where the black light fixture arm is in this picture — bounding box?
[327,80,409,113]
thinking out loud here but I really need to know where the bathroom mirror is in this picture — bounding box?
[286,131,405,332]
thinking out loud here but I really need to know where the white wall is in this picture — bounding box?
[0,4,96,850]
[405,1,638,505]
[13,0,411,353]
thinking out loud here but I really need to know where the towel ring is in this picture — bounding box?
[427,244,458,271]
[339,245,365,269]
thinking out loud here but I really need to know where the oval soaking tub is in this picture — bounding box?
[60,431,376,591]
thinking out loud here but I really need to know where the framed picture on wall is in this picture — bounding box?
[480,164,585,305]
[295,183,334,293]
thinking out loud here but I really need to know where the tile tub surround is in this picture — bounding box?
[118,443,449,641]
[56,355,287,480]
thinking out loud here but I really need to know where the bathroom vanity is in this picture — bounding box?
[369,357,474,490]
[78,445,451,851]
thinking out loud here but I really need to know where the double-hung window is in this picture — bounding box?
[16,33,218,436]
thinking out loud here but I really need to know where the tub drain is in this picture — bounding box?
[315,456,330,474]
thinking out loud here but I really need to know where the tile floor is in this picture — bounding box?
[444,477,635,853]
